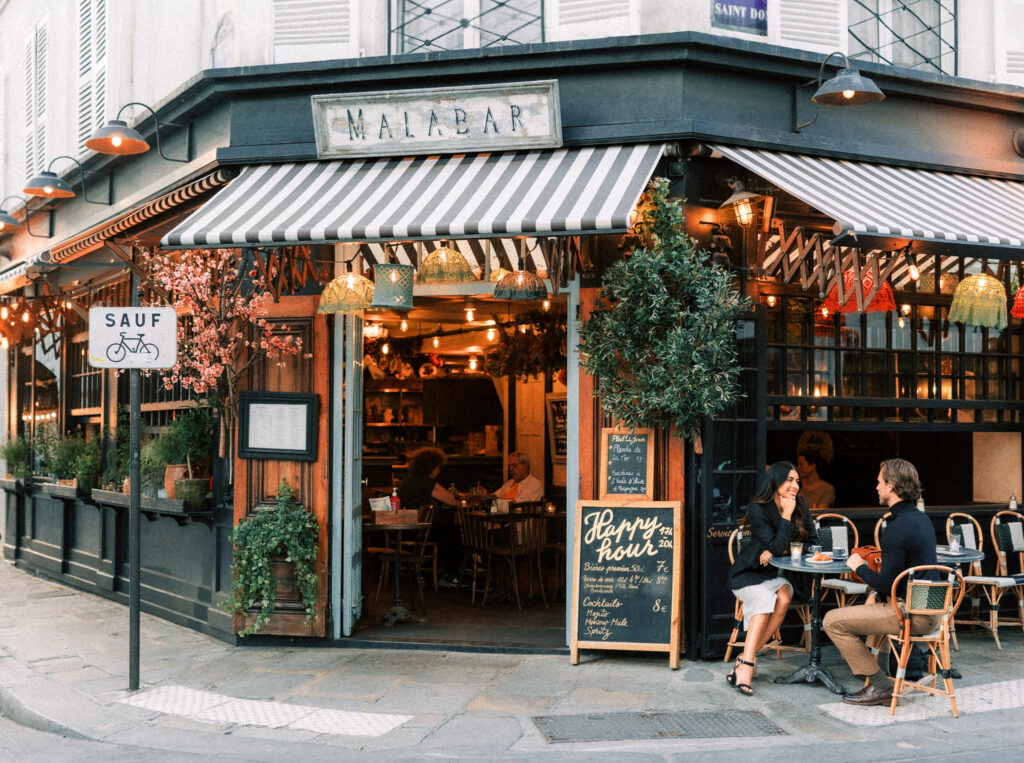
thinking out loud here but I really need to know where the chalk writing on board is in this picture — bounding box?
[605,433,649,495]
[576,505,674,643]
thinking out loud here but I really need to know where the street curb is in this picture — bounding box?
[0,683,89,740]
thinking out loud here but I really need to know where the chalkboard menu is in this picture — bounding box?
[546,394,567,463]
[570,501,683,668]
[599,428,654,501]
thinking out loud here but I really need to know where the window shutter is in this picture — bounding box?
[273,0,358,64]
[24,21,47,178]
[550,0,639,41]
[78,0,108,152]
[35,22,47,175]
[773,0,845,55]
[995,0,1024,85]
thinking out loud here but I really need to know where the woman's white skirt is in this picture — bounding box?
[732,577,793,630]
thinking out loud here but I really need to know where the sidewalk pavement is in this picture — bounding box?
[3,559,1024,761]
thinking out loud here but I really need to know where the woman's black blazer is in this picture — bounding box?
[726,500,818,592]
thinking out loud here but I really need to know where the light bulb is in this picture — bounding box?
[400,319,408,332]
[43,185,53,195]
[381,342,389,355]
[346,274,355,289]
[542,298,550,311]
[21,310,30,323]
[469,356,478,371]
[908,263,920,281]
[766,295,776,308]
[520,324,528,334]
[112,134,123,148]
[1,336,8,349]
[821,307,829,319]
[901,303,911,315]
[465,307,475,322]
[390,269,398,282]
[842,89,855,100]
[898,316,905,329]
[735,199,753,226]
[0,222,5,231]
[432,336,439,348]
[486,328,495,341]
[1,306,8,320]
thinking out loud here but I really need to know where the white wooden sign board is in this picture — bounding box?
[88,307,177,369]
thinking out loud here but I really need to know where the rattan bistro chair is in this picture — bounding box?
[723,529,810,663]
[886,565,965,718]
[945,512,1020,650]
[989,510,1024,641]
[874,512,891,548]
[816,513,868,608]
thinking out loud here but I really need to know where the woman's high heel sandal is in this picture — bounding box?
[726,657,756,696]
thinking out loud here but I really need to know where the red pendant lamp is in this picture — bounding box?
[820,268,896,314]
[1011,283,1024,319]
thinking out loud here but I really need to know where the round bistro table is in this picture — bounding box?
[377,522,431,627]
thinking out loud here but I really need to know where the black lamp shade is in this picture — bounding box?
[85,119,150,155]
[811,67,885,106]
[23,171,75,198]
[0,210,20,231]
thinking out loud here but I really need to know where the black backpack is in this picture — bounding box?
[886,644,927,680]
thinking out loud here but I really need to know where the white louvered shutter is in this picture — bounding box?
[772,0,846,55]
[77,0,108,153]
[550,0,640,41]
[24,21,47,178]
[995,0,1024,86]
[273,0,358,64]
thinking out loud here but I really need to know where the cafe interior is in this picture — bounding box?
[353,289,570,649]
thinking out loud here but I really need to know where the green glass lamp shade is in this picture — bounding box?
[418,244,473,283]
[318,272,374,314]
[948,273,1007,329]
[494,270,546,301]
[370,263,414,310]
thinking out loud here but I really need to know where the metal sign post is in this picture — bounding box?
[89,302,177,691]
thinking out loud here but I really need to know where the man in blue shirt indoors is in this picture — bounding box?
[823,458,941,706]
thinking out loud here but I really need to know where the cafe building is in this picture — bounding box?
[1,28,1022,656]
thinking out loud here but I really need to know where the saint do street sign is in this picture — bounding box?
[88,307,178,369]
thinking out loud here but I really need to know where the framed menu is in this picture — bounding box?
[546,393,567,463]
[570,501,683,668]
[599,427,654,501]
[237,391,319,462]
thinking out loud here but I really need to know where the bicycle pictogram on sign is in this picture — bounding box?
[106,332,159,364]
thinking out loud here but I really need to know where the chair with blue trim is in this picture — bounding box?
[816,513,868,608]
[886,565,964,718]
[989,510,1024,644]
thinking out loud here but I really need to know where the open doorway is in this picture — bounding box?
[353,295,569,649]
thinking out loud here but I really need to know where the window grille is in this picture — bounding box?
[390,0,544,54]
[848,0,957,75]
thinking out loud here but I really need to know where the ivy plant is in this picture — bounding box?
[578,178,750,442]
[223,479,319,636]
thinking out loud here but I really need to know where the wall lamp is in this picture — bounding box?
[85,102,191,162]
[902,246,920,281]
[719,178,762,227]
[0,194,55,238]
[23,156,112,205]
[794,51,885,132]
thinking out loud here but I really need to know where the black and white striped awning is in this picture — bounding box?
[160,144,664,249]
[715,145,1024,257]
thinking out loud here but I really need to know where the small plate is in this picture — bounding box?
[805,556,834,564]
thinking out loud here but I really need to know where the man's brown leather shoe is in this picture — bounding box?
[842,683,893,706]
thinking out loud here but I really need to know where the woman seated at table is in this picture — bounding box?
[397,447,459,584]
[725,461,818,696]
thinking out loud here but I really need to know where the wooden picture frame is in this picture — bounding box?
[546,393,568,463]
[570,500,683,668]
[599,427,655,502]
[237,391,319,462]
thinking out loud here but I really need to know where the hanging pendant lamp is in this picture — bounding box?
[370,262,414,310]
[820,269,896,314]
[418,241,473,283]
[494,269,546,301]
[489,266,511,282]
[948,273,1007,329]
[318,267,374,314]
[1011,284,1024,320]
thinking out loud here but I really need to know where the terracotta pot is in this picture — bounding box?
[164,464,188,499]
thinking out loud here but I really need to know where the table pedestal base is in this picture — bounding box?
[382,604,426,627]
[774,664,847,695]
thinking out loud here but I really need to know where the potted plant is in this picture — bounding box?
[51,432,87,486]
[222,479,319,636]
[150,406,214,501]
[101,407,131,492]
[72,438,101,494]
[1,435,32,481]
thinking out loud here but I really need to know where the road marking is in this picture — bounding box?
[819,678,1024,726]
[119,684,412,736]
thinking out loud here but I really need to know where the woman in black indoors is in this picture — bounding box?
[725,461,818,696]
[397,447,459,585]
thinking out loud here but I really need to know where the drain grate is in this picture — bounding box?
[532,710,786,743]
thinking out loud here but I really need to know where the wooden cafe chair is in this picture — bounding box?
[723,529,809,663]
[886,565,964,718]
[816,513,868,608]
[367,506,435,612]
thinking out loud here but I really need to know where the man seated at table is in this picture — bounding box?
[822,458,939,707]
[488,451,544,503]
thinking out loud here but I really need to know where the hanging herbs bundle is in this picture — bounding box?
[223,479,319,636]
[578,178,750,442]
[486,309,566,380]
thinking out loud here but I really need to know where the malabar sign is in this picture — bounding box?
[311,80,562,159]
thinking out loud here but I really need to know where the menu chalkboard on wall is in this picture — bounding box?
[599,428,654,501]
[570,501,683,668]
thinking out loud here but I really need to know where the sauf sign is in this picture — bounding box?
[88,307,177,369]
[312,80,562,158]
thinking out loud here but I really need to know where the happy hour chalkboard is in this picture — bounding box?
[570,501,683,668]
[599,428,654,501]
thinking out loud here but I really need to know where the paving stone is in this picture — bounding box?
[303,671,402,700]
[467,692,559,714]
[420,712,524,751]
[554,687,651,713]
[214,668,320,699]
[371,682,481,713]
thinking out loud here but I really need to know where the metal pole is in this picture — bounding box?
[128,272,141,691]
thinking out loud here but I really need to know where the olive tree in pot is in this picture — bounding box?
[222,479,319,636]
[156,405,215,505]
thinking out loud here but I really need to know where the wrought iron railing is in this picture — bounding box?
[849,0,957,75]
[389,0,544,55]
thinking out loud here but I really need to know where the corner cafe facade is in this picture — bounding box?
[2,33,1022,654]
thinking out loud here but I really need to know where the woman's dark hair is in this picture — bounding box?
[741,461,811,541]
[408,447,445,475]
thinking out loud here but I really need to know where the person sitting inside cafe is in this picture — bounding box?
[397,447,460,586]
[490,451,544,502]
[796,449,835,509]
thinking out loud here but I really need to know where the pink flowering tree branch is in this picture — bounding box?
[139,248,303,458]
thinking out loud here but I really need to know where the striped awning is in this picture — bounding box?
[160,144,664,248]
[714,145,1024,257]
[0,259,31,296]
